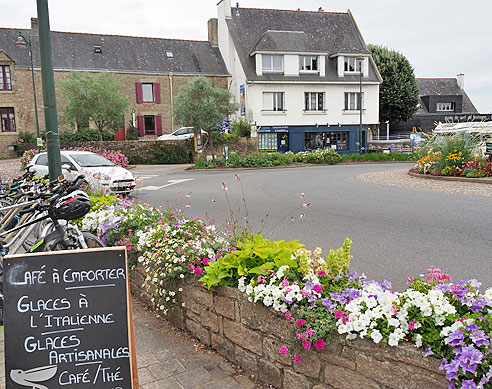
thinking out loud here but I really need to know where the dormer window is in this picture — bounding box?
[437,102,455,112]
[166,51,174,58]
[262,55,283,72]
[344,57,362,73]
[299,56,318,72]
[94,46,102,54]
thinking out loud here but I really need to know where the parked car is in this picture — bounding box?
[28,151,136,195]
[157,127,205,141]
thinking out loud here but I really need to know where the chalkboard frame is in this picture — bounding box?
[3,247,138,388]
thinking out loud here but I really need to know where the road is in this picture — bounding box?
[131,163,492,290]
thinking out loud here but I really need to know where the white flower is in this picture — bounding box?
[415,334,423,348]
[371,330,383,343]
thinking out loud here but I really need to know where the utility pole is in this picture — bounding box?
[36,0,61,180]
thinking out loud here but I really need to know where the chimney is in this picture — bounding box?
[208,18,218,47]
[318,7,324,11]
[456,73,464,90]
[31,17,38,36]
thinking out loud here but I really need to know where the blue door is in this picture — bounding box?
[278,133,289,152]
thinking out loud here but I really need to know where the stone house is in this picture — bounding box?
[390,76,488,136]
[212,1,382,153]
[0,18,229,156]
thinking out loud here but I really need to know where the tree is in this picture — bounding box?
[60,72,129,141]
[173,77,238,160]
[368,44,419,123]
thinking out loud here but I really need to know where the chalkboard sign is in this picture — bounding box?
[486,142,492,155]
[3,247,137,388]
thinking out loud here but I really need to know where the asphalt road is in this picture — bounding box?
[131,163,492,290]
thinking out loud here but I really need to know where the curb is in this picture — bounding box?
[408,172,492,184]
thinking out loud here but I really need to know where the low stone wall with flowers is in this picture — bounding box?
[130,264,448,389]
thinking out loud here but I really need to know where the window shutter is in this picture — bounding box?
[154,83,161,104]
[137,115,144,136]
[136,83,143,104]
[155,115,162,136]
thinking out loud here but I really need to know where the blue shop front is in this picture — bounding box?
[257,125,367,154]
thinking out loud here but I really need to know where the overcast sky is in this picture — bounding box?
[3,0,492,113]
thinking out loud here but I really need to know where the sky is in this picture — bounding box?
[3,0,492,113]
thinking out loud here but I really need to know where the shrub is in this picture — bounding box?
[153,145,192,164]
[126,124,139,140]
[230,119,251,138]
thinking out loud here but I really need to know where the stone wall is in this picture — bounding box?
[22,138,258,162]
[130,265,448,389]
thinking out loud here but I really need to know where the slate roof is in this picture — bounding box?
[416,78,478,114]
[225,7,380,82]
[0,28,228,76]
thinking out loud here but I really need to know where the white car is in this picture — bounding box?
[157,127,205,141]
[28,151,136,195]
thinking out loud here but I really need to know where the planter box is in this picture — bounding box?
[130,263,448,389]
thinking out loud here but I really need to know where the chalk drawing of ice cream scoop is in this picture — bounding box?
[10,365,57,389]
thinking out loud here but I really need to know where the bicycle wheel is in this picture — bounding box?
[81,232,105,248]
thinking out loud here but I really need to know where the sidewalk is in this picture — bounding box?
[0,297,258,389]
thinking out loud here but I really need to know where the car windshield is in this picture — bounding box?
[69,153,115,167]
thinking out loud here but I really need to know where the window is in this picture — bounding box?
[0,107,15,132]
[144,115,155,135]
[262,55,283,72]
[35,154,48,166]
[299,56,318,71]
[437,102,455,112]
[263,92,285,112]
[344,57,363,73]
[258,133,278,151]
[304,132,348,150]
[344,92,364,111]
[304,92,325,111]
[0,65,12,91]
[142,83,154,103]
[166,51,174,58]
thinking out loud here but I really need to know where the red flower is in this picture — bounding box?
[315,339,325,350]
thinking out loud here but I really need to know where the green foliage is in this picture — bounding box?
[368,44,419,123]
[153,144,192,164]
[125,124,139,140]
[230,119,251,138]
[293,149,342,164]
[341,152,418,162]
[431,135,479,170]
[60,71,129,141]
[73,194,118,228]
[58,127,115,142]
[18,130,36,144]
[200,235,304,288]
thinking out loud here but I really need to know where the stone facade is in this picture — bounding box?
[130,264,448,389]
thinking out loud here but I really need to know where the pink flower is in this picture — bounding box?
[222,182,228,192]
[300,193,305,198]
[234,173,240,181]
[315,339,325,350]
[193,267,203,275]
[211,198,216,203]
[187,264,195,270]
[186,193,191,198]
[257,275,266,283]
[313,284,322,294]
[279,346,288,356]
[342,315,350,325]
[334,310,344,319]
[302,203,310,208]
[281,279,289,287]
[300,213,305,219]
[284,312,291,320]
[318,271,326,276]
[408,322,416,330]
[290,216,294,223]
[306,328,314,336]
[202,258,210,266]
[296,319,305,328]
[302,340,311,350]
[294,353,302,363]
[185,204,191,208]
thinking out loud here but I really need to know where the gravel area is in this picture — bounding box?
[357,169,492,197]
[0,159,22,177]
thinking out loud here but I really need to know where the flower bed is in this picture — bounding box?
[82,195,492,388]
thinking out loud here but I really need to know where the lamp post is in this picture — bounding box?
[356,56,364,154]
[16,34,41,153]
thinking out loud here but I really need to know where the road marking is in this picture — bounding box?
[140,178,194,191]
[135,174,159,180]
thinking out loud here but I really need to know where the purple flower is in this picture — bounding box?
[439,358,459,380]
[466,324,480,331]
[461,379,477,389]
[423,346,434,357]
[445,330,465,346]
[304,281,314,290]
[322,298,337,313]
[470,297,487,313]
[377,279,392,291]
[470,330,490,347]
[456,345,483,374]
